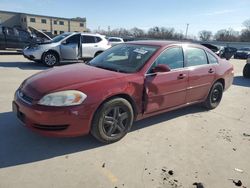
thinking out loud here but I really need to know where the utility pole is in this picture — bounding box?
[185,23,189,39]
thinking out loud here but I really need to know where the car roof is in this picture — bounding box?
[126,40,209,49]
[80,33,105,37]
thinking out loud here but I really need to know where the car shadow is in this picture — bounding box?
[0,62,49,70]
[0,105,206,169]
[233,76,250,87]
[132,105,207,131]
[0,61,83,70]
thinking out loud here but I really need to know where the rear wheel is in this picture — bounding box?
[91,98,134,143]
[42,52,59,67]
[243,64,250,78]
[204,82,223,109]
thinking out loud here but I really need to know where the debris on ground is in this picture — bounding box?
[233,180,242,186]
[229,179,243,187]
[162,168,167,172]
[234,168,243,173]
[233,148,237,151]
[243,133,250,137]
[168,170,174,175]
[193,182,205,188]
[102,163,105,168]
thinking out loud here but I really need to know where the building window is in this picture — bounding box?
[59,21,64,25]
[54,20,57,25]
[54,30,58,35]
[80,23,84,27]
[60,31,64,34]
[30,18,36,23]
[23,17,26,22]
[41,19,47,24]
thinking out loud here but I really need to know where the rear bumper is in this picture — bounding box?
[13,95,94,137]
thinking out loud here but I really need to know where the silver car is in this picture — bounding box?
[23,32,111,66]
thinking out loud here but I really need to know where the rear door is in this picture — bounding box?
[60,34,81,60]
[145,46,188,114]
[81,35,98,58]
[184,46,216,103]
[4,28,20,48]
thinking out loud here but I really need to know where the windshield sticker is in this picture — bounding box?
[133,48,148,55]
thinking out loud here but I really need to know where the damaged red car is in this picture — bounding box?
[13,41,234,143]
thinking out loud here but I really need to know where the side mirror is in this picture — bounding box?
[62,40,68,45]
[152,64,171,73]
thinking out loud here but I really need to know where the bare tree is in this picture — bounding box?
[198,30,212,41]
[243,19,250,30]
[214,28,239,42]
[130,27,145,38]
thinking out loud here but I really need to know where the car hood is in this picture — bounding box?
[21,64,125,100]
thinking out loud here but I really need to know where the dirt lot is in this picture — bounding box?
[0,55,250,188]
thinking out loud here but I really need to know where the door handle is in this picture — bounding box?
[177,74,186,79]
[94,45,98,47]
[208,68,214,73]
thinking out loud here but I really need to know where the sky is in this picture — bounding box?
[0,0,250,37]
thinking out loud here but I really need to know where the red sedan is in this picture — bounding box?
[13,41,234,143]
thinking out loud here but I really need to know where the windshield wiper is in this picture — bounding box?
[94,65,126,73]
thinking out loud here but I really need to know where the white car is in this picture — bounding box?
[108,37,124,46]
[23,32,111,66]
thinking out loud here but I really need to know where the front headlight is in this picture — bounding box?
[38,90,87,107]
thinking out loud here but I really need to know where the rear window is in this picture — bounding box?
[109,38,122,42]
[81,35,96,43]
[95,37,102,42]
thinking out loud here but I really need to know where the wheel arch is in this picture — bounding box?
[91,93,138,126]
[215,78,225,90]
[42,49,60,61]
[94,51,103,57]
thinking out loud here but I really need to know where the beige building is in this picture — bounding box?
[0,10,87,35]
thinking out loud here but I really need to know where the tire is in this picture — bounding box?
[91,98,134,143]
[94,51,103,57]
[42,52,59,67]
[204,82,224,110]
[243,64,250,78]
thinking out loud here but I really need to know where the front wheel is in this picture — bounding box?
[42,52,59,67]
[204,82,224,110]
[91,98,134,143]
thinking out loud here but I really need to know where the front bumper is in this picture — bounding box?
[13,92,94,137]
[23,47,43,61]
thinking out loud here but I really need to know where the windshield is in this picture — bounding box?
[88,44,159,73]
[51,33,72,43]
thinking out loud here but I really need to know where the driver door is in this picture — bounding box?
[60,34,81,60]
[144,46,188,114]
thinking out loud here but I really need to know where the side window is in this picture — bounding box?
[154,47,184,69]
[207,52,218,64]
[186,47,208,67]
[66,35,79,44]
[81,36,96,43]
[95,37,102,43]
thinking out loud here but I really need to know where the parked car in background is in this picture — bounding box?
[243,55,250,78]
[108,37,124,46]
[13,41,234,143]
[234,47,250,59]
[0,26,51,50]
[23,32,111,66]
[200,43,237,60]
